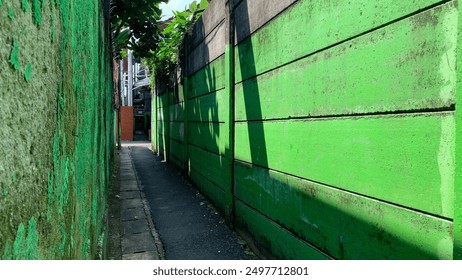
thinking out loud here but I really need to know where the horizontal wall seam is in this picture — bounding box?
[188,18,226,55]
[233,159,454,222]
[188,143,225,158]
[170,152,186,163]
[187,87,226,100]
[235,107,456,123]
[169,138,184,144]
[235,0,452,85]
[235,198,336,260]
[190,166,227,193]
[233,0,300,45]
[187,54,225,78]
[187,120,225,124]
[169,102,185,106]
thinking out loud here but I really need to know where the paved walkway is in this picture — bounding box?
[115,144,162,260]
[109,141,252,260]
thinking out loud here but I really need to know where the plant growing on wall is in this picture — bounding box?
[143,0,208,88]
[111,0,208,70]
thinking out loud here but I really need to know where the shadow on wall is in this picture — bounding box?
[154,0,226,214]
[235,0,269,182]
[229,0,453,260]
[153,0,455,259]
[180,13,227,213]
[233,161,451,259]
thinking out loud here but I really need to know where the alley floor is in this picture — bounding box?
[108,141,254,260]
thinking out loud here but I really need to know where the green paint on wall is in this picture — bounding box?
[235,201,331,260]
[4,219,40,260]
[22,0,30,12]
[8,7,15,20]
[12,224,26,259]
[187,57,226,98]
[1,243,13,260]
[235,0,453,82]
[50,11,55,42]
[33,0,42,26]
[25,217,39,259]
[25,63,33,81]
[235,113,456,218]
[235,161,453,259]
[1,0,114,260]
[46,172,54,222]
[10,38,20,71]
[235,3,457,121]
[154,0,460,260]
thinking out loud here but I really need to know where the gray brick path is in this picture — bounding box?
[118,147,163,260]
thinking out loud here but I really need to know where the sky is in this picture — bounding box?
[159,0,196,20]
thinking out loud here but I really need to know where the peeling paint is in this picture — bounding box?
[1,0,113,260]
[22,0,30,13]
[10,38,20,71]
[33,0,41,26]
[8,7,14,20]
[24,63,33,81]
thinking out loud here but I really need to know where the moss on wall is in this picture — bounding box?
[0,0,113,259]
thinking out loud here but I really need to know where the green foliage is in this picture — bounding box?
[111,0,165,59]
[146,0,208,78]
[111,0,209,87]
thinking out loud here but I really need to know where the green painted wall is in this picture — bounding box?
[0,0,114,259]
[153,0,461,259]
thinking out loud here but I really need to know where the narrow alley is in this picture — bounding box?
[108,141,253,260]
[2,0,462,263]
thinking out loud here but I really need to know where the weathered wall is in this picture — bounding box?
[0,0,114,259]
[153,0,462,259]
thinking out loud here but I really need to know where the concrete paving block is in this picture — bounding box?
[120,183,138,192]
[119,168,134,173]
[121,232,157,254]
[119,176,136,182]
[121,207,145,221]
[122,251,159,260]
[121,198,144,209]
[119,191,141,200]
[122,219,150,235]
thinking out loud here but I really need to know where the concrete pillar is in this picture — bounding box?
[128,50,133,106]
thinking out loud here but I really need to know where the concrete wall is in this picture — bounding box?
[0,0,114,259]
[153,0,462,259]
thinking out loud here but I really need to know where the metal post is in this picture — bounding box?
[224,0,236,226]
[119,59,124,106]
[128,50,133,106]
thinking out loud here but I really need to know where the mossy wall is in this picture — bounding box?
[0,0,114,259]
